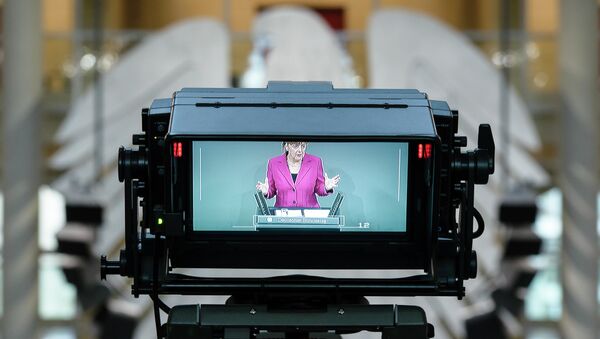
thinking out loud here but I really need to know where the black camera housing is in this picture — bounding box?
[102,81,494,300]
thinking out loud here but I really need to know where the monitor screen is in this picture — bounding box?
[191,141,408,232]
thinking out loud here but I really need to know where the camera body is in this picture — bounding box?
[102,81,494,300]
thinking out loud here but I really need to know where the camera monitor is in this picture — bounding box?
[191,141,408,233]
[170,139,433,270]
[156,83,440,271]
[104,82,494,299]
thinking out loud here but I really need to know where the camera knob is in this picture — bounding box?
[100,255,122,280]
[467,251,478,279]
[118,146,148,182]
[473,124,495,184]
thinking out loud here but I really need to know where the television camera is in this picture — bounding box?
[101,81,495,338]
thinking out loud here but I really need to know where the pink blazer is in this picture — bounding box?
[265,153,331,208]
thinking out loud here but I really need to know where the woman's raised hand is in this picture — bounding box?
[324,173,340,191]
[256,177,269,195]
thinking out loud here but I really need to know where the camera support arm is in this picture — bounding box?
[101,145,148,288]
[452,124,495,281]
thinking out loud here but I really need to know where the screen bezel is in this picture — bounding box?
[167,136,438,270]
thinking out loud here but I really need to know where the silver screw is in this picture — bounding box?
[338,308,345,315]
[250,308,257,315]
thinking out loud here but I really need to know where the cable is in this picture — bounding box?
[151,294,172,314]
[150,294,171,338]
[472,207,485,239]
[152,297,163,338]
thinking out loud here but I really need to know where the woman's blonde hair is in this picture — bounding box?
[281,141,308,153]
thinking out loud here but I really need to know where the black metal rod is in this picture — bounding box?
[136,280,461,297]
[124,178,136,278]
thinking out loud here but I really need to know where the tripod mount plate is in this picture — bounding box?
[166,304,433,339]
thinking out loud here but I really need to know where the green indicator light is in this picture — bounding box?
[157,218,163,225]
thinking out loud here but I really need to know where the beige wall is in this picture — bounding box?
[229,0,372,32]
[43,0,74,33]
[42,0,74,93]
[527,0,558,33]
[37,0,561,92]
[118,0,224,29]
[117,0,505,32]
[526,0,558,93]
[379,0,471,29]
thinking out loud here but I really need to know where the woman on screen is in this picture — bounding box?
[256,141,340,208]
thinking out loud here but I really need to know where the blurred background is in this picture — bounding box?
[0,0,598,338]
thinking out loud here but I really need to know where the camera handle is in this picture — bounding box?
[452,124,495,282]
[101,146,147,290]
[163,300,434,339]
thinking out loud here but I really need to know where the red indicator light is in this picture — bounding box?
[424,144,432,159]
[417,143,432,159]
[174,142,183,158]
